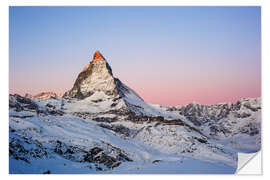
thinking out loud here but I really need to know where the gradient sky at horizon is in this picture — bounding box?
[9,6,261,106]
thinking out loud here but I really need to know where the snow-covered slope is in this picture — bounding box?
[9,51,261,174]
[9,94,238,174]
[9,93,260,174]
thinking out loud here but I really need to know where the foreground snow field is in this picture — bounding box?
[10,155,235,174]
[9,94,260,174]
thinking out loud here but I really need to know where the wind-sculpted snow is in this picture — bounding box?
[9,94,249,174]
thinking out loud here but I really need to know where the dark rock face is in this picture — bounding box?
[234,112,251,118]
[239,123,260,136]
[10,129,132,170]
[9,94,39,112]
[193,137,208,144]
[53,140,132,169]
[9,133,48,163]
[83,147,120,169]
[152,160,161,164]
[10,115,34,119]
[98,124,136,137]
[209,125,232,136]
[45,103,64,116]
[63,63,95,99]
[92,117,118,123]
[43,170,51,174]
[114,78,133,98]
[73,112,119,123]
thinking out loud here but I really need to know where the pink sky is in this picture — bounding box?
[9,7,261,106]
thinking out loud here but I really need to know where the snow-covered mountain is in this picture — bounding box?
[25,92,62,100]
[149,98,261,153]
[9,51,261,174]
[63,51,157,116]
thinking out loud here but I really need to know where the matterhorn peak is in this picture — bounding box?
[63,51,122,99]
[92,50,105,62]
[63,50,145,111]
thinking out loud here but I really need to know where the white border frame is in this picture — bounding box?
[2,0,269,179]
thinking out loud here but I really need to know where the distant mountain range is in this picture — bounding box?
[9,51,261,174]
[25,92,63,99]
